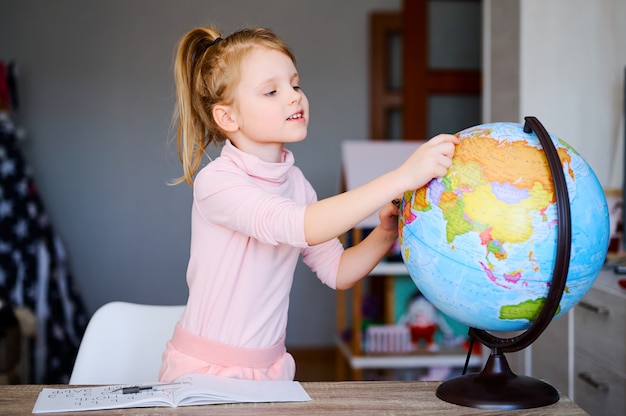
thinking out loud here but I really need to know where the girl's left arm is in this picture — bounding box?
[334,200,400,290]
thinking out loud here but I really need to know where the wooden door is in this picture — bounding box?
[403,0,482,140]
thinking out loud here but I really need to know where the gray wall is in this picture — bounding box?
[0,0,401,346]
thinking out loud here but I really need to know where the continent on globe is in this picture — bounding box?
[399,122,609,332]
[499,298,561,322]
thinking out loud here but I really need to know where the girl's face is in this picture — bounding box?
[228,47,309,160]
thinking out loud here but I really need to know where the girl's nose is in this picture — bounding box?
[289,89,301,104]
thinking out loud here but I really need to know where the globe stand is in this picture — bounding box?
[435,116,572,410]
[436,350,559,409]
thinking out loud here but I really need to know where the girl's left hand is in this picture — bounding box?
[379,197,402,233]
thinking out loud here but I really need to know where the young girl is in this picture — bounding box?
[159,26,458,382]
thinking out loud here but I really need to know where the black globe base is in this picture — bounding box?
[436,352,560,410]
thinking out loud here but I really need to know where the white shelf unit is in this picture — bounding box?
[336,337,482,371]
[335,259,483,380]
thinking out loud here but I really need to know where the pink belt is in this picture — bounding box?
[169,324,286,369]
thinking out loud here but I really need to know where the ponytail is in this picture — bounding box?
[172,27,222,186]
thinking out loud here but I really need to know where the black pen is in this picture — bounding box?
[111,382,188,394]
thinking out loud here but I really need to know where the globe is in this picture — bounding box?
[399,121,609,333]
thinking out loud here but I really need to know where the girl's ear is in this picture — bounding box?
[213,105,238,133]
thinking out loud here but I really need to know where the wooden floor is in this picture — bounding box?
[290,347,340,382]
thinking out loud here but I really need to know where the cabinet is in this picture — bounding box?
[573,270,626,415]
[530,269,626,415]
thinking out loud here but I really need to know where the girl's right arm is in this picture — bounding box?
[303,134,459,246]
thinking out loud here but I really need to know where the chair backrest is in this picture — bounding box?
[69,301,185,384]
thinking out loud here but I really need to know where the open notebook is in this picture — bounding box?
[33,373,311,413]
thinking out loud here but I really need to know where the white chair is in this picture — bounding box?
[69,301,185,384]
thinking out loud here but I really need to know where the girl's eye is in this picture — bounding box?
[266,90,277,97]
[293,85,301,91]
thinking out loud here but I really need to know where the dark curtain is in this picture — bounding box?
[0,60,88,383]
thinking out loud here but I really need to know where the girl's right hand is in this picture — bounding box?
[396,134,459,191]
[304,133,458,246]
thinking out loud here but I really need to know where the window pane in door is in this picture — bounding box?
[427,94,481,137]
[428,0,482,70]
[386,108,403,140]
[387,31,403,91]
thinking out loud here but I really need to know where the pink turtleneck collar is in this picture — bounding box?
[220,140,295,184]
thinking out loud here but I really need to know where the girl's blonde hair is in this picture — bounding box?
[172,26,296,186]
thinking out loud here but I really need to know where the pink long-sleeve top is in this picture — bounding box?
[160,140,344,381]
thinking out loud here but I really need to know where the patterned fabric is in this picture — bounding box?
[0,85,88,382]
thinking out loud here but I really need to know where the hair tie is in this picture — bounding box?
[211,37,223,46]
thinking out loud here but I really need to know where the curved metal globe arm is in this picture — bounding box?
[470,116,572,353]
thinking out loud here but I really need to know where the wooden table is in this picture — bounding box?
[1,381,587,415]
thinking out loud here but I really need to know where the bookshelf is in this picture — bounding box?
[335,258,483,381]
